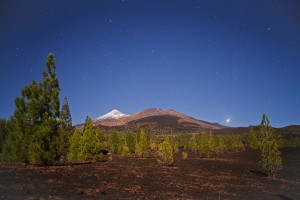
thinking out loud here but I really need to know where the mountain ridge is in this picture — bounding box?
[93,108,225,130]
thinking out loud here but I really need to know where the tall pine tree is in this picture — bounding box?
[3,53,61,164]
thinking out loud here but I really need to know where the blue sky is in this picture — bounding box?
[1,0,300,127]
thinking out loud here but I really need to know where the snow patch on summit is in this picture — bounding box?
[95,109,128,122]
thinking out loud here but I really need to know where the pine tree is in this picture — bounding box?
[125,131,135,153]
[247,127,260,150]
[109,131,119,154]
[3,53,61,164]
[260,114,282,179]
[215,135,226,153]
[58,96,73,159]
[60,96,72,130]
[78,116,102,161]
[198,131,216,158]
[118,135,130,156]
[135,129,149,157]
[189,133,198,151]
[68,128,82,161]
[28,53,60,164]
[157,137,173,165]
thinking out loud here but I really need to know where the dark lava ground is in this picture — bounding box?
[0,148,300,200]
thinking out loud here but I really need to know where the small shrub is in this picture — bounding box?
[108,156,113,161]
[157,139,173,165]
[173,142,179,154]
[149,138,158,151]
[169,137,179,154]
[237,139,245,151]
[189,133,198,151]
[182,151,188,160]
[120,144,130,157]
[279,137,300,148]
[224,135,241,152]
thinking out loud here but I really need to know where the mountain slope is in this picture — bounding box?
[94,109,128,123]
[95,108,225,130]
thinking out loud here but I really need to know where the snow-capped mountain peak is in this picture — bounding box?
[95,109,128,122]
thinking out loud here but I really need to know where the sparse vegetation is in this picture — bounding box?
[278,136,300,148]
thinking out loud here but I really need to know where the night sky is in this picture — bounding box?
[1,0,300,127]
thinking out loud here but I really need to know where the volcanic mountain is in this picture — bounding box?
[93,108,225,132]
[94,109,128,123]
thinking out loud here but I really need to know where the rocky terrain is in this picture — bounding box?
[1,148,299,199]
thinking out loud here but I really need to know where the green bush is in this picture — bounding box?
[125,131,136,153]
[246,127,261,149]
[78,117,103,161]
[169,136,179,154]
[189,133,198,151]
[223,135,244,152]
[278,137,300,147]
[157,138,173,165]
[28,124,58,165]
[175,134,189,149]
[67,129,82,161]
[109,131,119,154]
[182,151,188,159]
[119,139,130,157]
[215,135,226,153]
[135,129,149,157]
[198,131,216,158]
[68,117,103,162]
[149,137,158,151]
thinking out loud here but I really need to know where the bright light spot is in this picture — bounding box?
[226,118,230,123]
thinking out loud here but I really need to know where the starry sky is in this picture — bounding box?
[1,0,300,127]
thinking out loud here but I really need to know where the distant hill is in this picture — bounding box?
[91,108,225,133]
[76,108,300,135]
